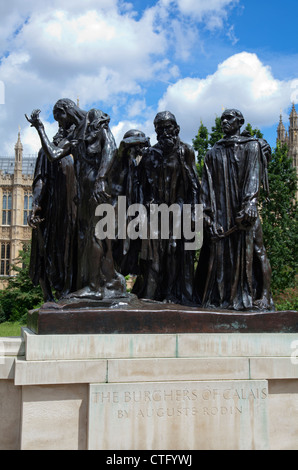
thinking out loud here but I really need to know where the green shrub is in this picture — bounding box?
[0,244,43,323]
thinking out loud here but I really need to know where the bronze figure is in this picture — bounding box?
[111,129,150,276]
[26,101,275,316]
[28,128,77,302]
[132,111,200,305]
[26,99,126,301]
[195,109,274,311]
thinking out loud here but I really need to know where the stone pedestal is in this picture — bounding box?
[1,326,298,450]
[27,300,298,335]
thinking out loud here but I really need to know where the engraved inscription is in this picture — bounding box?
[88,381,269,450]
[91,385,268,420]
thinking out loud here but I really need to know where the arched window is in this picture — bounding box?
[23,192,33,225]
[0,243,10,276]
[2,191,12,226]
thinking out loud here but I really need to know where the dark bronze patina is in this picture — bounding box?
[26,100,126,302]
[131,111,200,305]
[25,103,297,335]
[195,109,274,311]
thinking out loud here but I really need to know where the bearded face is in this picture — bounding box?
[155,121,179,151]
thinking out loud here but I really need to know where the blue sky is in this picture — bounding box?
[0,0,297,155]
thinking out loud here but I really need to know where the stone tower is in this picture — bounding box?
[11,130,25,266]
[0,131,35,288]
[277,104,298,199]
[277,114,288,145]
[288,104,298,173]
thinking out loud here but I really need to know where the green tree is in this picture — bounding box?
[192,121,209,178]
[244,123,264,139]
[208,116,224,147]
[0,244,43,323]
[260,143,298,293]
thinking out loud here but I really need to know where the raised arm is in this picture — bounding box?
[25,109,71,162]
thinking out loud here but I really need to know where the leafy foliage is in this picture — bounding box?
[244,123,264,139]
[193,116,224,179]
[273,284,298,311]
[260,143,298,293]
[0,244,43,323]
[192,121,209,178]
[209,116,224,147]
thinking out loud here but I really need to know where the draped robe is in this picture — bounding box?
[195,135,274,311]
[69,109,126,298]
[133,140,199,305]
[29,149,77,299]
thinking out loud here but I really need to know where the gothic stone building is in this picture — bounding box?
[277,103,298,199]
[0,133,35,289]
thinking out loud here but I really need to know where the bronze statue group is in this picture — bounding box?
[26,100,275,312]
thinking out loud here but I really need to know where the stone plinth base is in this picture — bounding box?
[27,300,298,335]
[1,327,298,450]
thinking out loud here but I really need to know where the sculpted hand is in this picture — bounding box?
[210,222,224,238]
[25,109,44,130]
[92,179,111,204]
[236,205,257,228]
[28,205,44,229]
[244,205,258,225]
[204,216,224,239]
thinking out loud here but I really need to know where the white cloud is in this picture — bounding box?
[160,0,238,29]
[127,99,147,118]
[1,0,286,158]
[0,0,119,56]
[0,1,169,155]
[226,25,239,45]
[16,8,167,82]
[157,52,294,145]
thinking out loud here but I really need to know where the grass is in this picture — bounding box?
[0,321,25,337]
